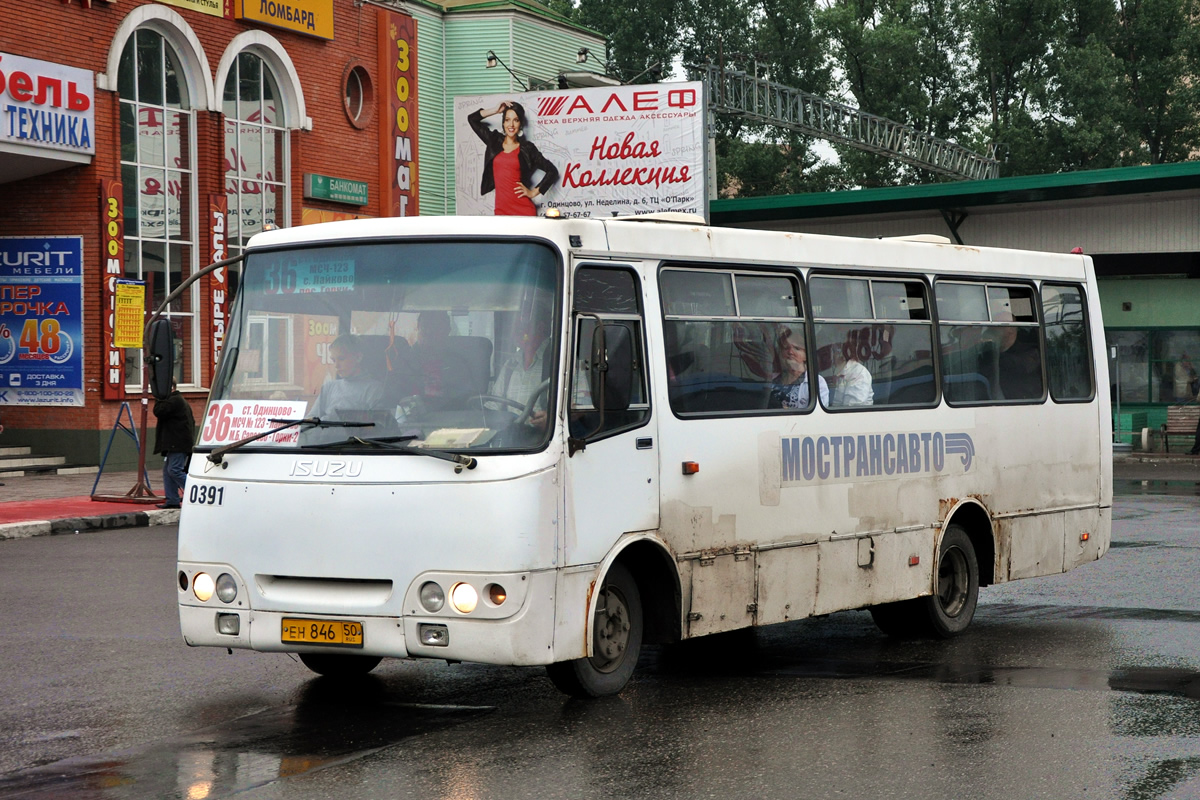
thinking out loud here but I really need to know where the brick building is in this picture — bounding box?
[0,0,603,469]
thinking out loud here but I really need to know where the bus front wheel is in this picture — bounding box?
[298,653,383,677]
[546,562,643,698]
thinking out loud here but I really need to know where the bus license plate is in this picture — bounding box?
[281,618,364,648]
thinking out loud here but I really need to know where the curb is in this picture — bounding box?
[0,508,180,541]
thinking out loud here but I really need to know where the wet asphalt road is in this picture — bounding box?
[1,475,1199,799]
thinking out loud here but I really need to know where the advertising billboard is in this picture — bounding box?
[0,237,84,406]
[454,81,706,219]
[380,8,419,217]
[0,52,95,162]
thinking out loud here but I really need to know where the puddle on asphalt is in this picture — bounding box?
[1115,479,1200,496]
[760,658,1200,700]
[0,678,493,800]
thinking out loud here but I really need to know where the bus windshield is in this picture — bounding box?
[203,239,561,453]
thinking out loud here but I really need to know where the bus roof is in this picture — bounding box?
[246,214,1092,282]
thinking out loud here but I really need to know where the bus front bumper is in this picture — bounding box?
[177,570,558,666]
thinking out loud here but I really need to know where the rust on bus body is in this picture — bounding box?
[583,578,596,655]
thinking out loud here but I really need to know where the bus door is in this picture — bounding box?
[564,264,658,566]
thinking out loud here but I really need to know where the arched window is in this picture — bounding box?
[223,51,289,275]
[118,28,197,388]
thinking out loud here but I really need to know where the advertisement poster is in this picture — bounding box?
[453,81,706,219]
[0,52,95,162]
[198,400,307,447]
[0,237,84,406]
[379,8,419,216]
[113,280,145,349]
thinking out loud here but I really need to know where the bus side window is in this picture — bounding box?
[571,267,649,438]
[810,276,935,408]
[661,268,805,414]
[936,281,1045,404]
[1042,283,1094,402]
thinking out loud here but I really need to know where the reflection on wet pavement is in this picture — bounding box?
[1115,479,1200,497]
[0,678,492,800]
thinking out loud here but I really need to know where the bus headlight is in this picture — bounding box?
[450,582,478,614]
[215,573,238,604]
[419,581,445,612]
[193,572,215,602]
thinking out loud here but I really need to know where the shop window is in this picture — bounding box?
[1108,329,1200,404]
[223,51,289,287]
[118,28,197,389]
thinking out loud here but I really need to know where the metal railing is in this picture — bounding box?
[690,63,999,181]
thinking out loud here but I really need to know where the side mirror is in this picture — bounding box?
[147,318,174,400]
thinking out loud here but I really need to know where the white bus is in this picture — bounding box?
[177,214,1111,697]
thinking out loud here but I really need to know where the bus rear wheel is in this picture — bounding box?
[546,562,643,698]
[298,653,383,677]
[920,525,979,638]
[870,525,979,639]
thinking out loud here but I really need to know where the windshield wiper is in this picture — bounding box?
[310,434,478,472]
[307,434,419,449]
[205,417,374,466]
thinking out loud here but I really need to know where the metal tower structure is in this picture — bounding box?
[691,62,1000,181]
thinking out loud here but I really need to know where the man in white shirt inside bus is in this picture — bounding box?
[493,295,554,428]
[831,342,874,407]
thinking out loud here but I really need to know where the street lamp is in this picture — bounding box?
[484,50,529,91]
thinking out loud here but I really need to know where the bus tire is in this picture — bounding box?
[298,653,383,677]
[917,525,979,638]
[546,562,643,698]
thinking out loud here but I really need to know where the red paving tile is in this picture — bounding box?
[0,496,155,524]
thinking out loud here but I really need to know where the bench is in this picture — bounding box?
[1161,405,1200,453]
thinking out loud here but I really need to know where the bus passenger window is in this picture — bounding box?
[1042,283,1094,401]
[810,276,935,408]
[661,268,806,415]
[937,281,1044,404]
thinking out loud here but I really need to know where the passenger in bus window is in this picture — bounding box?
[988,311,1046,400]
[830,338,874,407]
[770,325,828,408]
[992,313,1043,400]
[494,297,554,427]
[309,334,385,421]
[388,311,473,407]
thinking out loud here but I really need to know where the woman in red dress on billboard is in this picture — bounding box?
[467,101,559,216]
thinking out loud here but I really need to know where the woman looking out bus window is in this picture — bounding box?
[771,325,829,408]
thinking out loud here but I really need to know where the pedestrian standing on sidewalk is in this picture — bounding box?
[153,380,195,509]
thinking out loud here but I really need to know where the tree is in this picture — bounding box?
[1034,0,1130,170]
[572,0,683,82]
[1112,0,1200,163]
[819,0,980,186]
